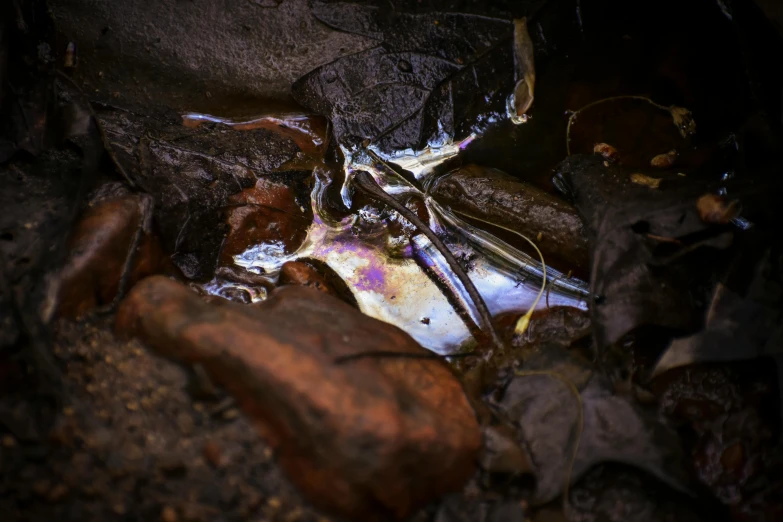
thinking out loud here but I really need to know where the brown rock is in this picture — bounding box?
[431,165,589,274]
[219,178,311,264]
[116,276,481,521]
[278,261,335,296]
[57,184,165,318]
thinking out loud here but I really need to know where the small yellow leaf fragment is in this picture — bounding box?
[650,149,678,169]
[629,173,661,189]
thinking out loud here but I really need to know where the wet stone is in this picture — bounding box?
[431,165,589,273]
[220,177,312,265]
[116,276,481,521]
[57,184,165,319]
[278,261,336,297]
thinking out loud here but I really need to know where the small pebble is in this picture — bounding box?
[161,505,178,522]
[47,484,69,503]
[267,497,282,510]
[222,408,240,420]
[33,479,51,497]
[203,441,224,468]
[2,435,16,447]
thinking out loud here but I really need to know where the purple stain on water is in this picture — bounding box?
[355,263,386,292]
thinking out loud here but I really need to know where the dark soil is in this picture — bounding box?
[0,317,332,522]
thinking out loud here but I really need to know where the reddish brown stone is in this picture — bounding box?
[57,189,165,319]
[219,179,311,265]
[116,276,480,521]
[278,261,335,296]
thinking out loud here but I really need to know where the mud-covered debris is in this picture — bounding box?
[181,113,329,157]
[57,183,165,319]
[116,276,481,521]
[651,361,780,517]
[431,164,589,272]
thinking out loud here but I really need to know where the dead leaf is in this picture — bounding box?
[292,3,517,152]
[652,241,783,377]
[492,345,691,504]
[555,154,733,351]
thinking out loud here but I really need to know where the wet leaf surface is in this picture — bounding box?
[96,108,302,279]
[292,2,516,151]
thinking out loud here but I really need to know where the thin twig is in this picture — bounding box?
[353,171,504,353]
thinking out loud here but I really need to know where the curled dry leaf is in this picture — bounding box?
[509,17,535,122]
